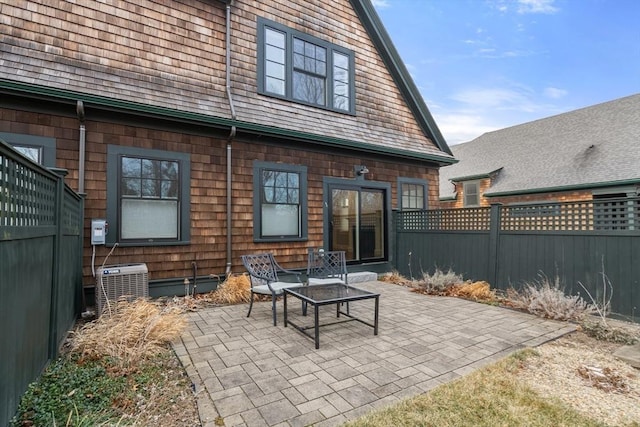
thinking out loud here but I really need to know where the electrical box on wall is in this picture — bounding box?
[91,219,107,245]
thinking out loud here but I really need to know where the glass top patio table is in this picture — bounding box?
[285,283,378,304]
[283,283,380,349]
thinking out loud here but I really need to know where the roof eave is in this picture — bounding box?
[0,78,457,165]
[449,171,495,182]
[350,0,453,157]
[485,179,640,197]
[439,192,457,201]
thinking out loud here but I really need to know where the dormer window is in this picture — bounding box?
[463,181,480,207]
[257,18,355,114]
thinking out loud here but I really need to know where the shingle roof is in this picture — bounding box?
[0,0,454,164]
[439,94,640,199]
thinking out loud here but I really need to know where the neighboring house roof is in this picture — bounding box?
[0,0,454,164]
[439,93,640,199]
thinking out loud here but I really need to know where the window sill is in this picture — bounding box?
[106,240,190,248]
[254,237,308,243]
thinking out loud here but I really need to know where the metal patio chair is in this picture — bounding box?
[241,253,302,326]
[305,248,349,315]
[306,248,348,286]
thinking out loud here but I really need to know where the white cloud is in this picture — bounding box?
[431,113,501,145]
[517,0,559,14]
[543,87,568,99]
[450,87,536,111]
[371,0,390,8]
[489,0,559,14]
[473,48,537,59]
[427,85,570,144]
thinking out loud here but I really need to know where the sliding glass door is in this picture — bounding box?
[329,186,386,262]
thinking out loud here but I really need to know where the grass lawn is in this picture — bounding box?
[344,349,606,427]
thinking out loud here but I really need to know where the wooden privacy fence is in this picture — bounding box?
[0,140,84,426]
[394,200,640,321]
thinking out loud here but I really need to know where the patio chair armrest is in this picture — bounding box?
[280,268,303,283]
[272,258,303,282]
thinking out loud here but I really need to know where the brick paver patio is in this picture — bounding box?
[173,280,576,427]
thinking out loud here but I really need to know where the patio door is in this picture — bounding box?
[329,186,386,262]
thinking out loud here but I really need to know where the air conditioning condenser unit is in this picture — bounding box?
[95,263,149,316]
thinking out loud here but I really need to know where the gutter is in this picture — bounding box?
[448,168,502,184]
[439,193,457,202]
[76,100,86,194]
[485,178,640,198]
[224,0,236,276]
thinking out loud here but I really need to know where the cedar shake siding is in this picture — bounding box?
[439,180,594,209]
[1,0,454,294]
[0,103,442,286]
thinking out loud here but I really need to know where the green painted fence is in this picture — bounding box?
[0,140,83,427]
[394,201,640,322]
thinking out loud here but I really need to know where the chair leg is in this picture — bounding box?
[271,294,277,326]
[247,293,254,318]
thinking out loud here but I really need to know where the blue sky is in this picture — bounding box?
[372,0,640,145]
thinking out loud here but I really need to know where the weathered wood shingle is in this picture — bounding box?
[0,0,452,161]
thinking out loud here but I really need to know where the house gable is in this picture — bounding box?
[0,0,454,164]
[350,0,451,156]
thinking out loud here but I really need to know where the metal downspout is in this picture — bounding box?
[76,100,86,194]
[225,1,237,276]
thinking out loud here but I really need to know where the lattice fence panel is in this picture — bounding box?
[501,198,640,232]
[63,188,83,234]
[0,152,56,227]
[397,207,491,231]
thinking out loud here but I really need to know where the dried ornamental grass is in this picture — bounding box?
[447,281,497,302]
[380,270,412,286]
[70,298,186,369]
[205,273,251,304]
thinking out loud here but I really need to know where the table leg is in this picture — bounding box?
[283,292,288,327]
[314,303,320,349]
[374,295,379,336]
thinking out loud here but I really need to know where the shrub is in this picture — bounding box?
[506,274,594,321]
[415,267,465,294]
[580,320,638,345]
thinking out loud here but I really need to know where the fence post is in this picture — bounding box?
[488,203,502,287]
[48,168,68,359]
